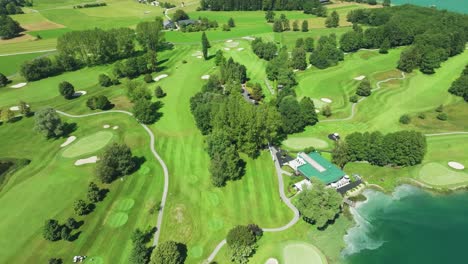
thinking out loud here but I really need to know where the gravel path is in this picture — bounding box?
[322,71,406,123]
[206,146,300,263]
[56,110,169,247]
[0,49,57,57]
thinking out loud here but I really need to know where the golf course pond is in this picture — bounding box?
[342,185,468,264]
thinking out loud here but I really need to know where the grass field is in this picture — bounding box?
[0,52,49,76]
[61,131,114,158]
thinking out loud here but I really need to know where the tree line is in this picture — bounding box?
[448,65,468,102]
[0,15,23,39]
[200,0,321,11]
[0,0,31,15]
[346,5,468,74]
[332,130,427,168]
[20,18,165,81]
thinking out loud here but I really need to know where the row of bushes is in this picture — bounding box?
[73,3,107,8]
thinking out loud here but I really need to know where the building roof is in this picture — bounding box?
[297,152,345,184]
[178,19,197,26]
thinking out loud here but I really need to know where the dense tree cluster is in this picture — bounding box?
[226,224,263,263]
[251,38,277,61]
[356,79,371,97]
[278,96,318,134]
[220,57,247,84]
[0,72,9,87]
[335,130,427,167]
[448,65,468,101]
[129,228,153,264]
[310,34,344,69]
[200,0,323,11]
[0,0,30,15]
[34,108,64,138]
[58,81,75,99]
[113,51,157,79]
[294,179,342,228]
[73,2,107,8]
[172,9,189,21]
[180,17,218,32]
[303,0,327,17]
[86,95,111,110]
[266,47,297,89]
[96,143,136,183]
[325,10,339,28]
[150,241,187,264]
[272,13,290,32]
[291,47,307,70]
[20,57,62,81]
[43,217,79,242]
[346,5,468,74]
[0,15,23,39]
[136,20,165,51]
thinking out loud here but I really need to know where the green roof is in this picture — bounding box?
[297,152,345,184]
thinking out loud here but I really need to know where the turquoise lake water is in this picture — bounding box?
[342,185,468,264]
[392,0,468,14]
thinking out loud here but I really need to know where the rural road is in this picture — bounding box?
[56,110,169,247]
[0,49,57,57]
[206,146,300,263]
[322,71,406,123]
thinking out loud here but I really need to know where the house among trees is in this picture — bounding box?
[287,151,350,189]
[163,20,175,29]
[177,19,197,27]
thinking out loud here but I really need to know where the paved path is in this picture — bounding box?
[264,78,275,95]
[425,132,468,137]
[56,110,169,247]
[322,71,406,123]
[205,146,300,263]
[0,49,57,57]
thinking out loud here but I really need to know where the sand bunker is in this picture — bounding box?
[73,90,87,97]
[103,124,110,129]
[226,39,233,43]
[321,98,332,103]
[9,106,19,111]
[75,156,98,166]
[154,74,168,82]
[354,75,366,81]
[223,48,230,51]
[315,109,320,113]
[10,82,27,89]
[265,258,279,264]
[61,136,76,147]
[113,126,119,130]
[307,65,312,69]
[242,36,255,41]
[196,56,202,59]
[237,48,244,51]
[448,162,465,170]
[293,69,299,72]
[201,75,210,80]
[225,41,239,48]
[192,51,202,56]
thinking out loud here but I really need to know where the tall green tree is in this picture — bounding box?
[226,225,258,264]
[132,99,161,124]
[304,37,314,52]
[299,97,318,126]
[150,241,186,264]
[34,107,64,138]
[291,48,307,70]
[135,21,164,51]
[301,20,309,32]
[58,81,75,99]
[201,32,211,60]
[332,141,349,169]
[325,11,339,28]
[356,79,372,96]
[228,17,235,27]
[96,143,136,183]
[0,15,23,39]
[43,219,62,241]
[0,72,8,87]
[265,11,275,23]
[292,20,299,31]
[294,179,342,228]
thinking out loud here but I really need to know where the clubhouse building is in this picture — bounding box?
[286,151,352,191]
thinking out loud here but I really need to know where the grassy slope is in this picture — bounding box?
[0,52,47,76]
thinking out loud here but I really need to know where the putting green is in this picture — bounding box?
[114,198,135,211]
[418,162,468,186]
[62,131,113,158]
[106,212,129,228]
[208,218,224,231]
[282,242,328,264]
[282,137,329,150]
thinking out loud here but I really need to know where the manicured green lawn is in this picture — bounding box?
[0,52,48,76]
[282,241,328,264]
[61,131,114,158]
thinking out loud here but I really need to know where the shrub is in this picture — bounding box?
[437,112,448,121]
[43,219,62,241]
[86,95,111,110]
[155,86,165,98]
[144,74,153,83]
[399,114,411,124]
[74,199,91,216]
[349,95,359,103]
[418,113,426,119]
[322,105,332,117]
[222,24,231,31]
[96,143,136,183]
[58,81,75,99]
[98,74,112,87]
[435,104,444,112]
[0,72,8,87]
[34,108,64,138]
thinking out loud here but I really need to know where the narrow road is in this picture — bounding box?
[322,71,406,123]
[56,110,169,247]
[425,132,468,137]
[206,146,300,263]
[0,49,57,57]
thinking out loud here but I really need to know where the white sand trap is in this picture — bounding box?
[242,36,255,41]
[192,51,202,56]
[224,48,230,51]
[265,258,279,264]
[307,65,312,69]
[354,75,366,81]
[201,75,210,80]
[112,126,119,130]
[448,162,465,170]
[10,82,27,88]
[103,124,110,129]
[225,41,239,48]
[293,69,299,72]
[196,55,203,59]
[226,39,233,43]
[321,98,332,103]
[9,106,20,111]
[61,136,76,147]
[75,156,98,166]
[237,48,244,51]
[73,90,87,97]
[315,109,320,113]
[154,74,168,82]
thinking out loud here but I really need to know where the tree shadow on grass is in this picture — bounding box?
[62,122,77,137]
[132,156,147,173]
[69,231,82,242]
